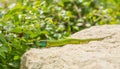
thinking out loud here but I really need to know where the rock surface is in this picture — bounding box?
[20,25,120,69]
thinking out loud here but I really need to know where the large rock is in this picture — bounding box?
[20,25,120,69]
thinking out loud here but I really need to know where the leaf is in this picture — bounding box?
[0,46,8,59]
[11,27,23,33]
[0,34,7,44]
[0,52,5,59]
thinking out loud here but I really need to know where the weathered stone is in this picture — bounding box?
[20,25,120,69]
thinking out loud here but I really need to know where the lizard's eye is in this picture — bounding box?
[39,40,47,47]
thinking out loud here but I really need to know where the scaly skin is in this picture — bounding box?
[36,35,112,48]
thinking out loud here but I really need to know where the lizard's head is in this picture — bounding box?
[39,40,47,47]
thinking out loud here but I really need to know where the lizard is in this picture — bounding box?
[34,34,113,48]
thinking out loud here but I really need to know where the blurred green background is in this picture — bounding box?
[0,0,120,69]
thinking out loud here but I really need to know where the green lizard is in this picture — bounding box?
[35,34,112,48]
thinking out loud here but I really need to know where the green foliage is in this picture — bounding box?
[0,0,120,68]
